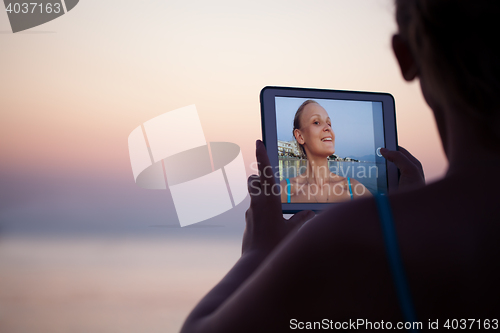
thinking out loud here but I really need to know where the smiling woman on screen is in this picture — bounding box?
[280,99,371,203]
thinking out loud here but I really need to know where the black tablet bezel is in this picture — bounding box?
[260,86,398,213]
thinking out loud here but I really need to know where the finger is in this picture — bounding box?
[256,140,276,188]
[397,146,422,168]
[380,148,418,174]
[247,175,260,197]
[397,146,424,177]
[287,210,315,229]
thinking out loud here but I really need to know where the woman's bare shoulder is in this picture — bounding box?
[214,184,500,329]
[297,196,380,247]
[280,176,307,202]
[280,176,307,189]
[255,197,396,319]
[347,178,372,198]
[294,182,500,316]
[284,175,307,184]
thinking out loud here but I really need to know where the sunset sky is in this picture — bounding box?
[0,0,446,190]
[0,1,448,330]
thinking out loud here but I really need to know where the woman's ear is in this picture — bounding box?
[392,34,418,81]
[294,129,305,144]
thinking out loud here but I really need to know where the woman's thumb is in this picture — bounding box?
[380,148,414,173]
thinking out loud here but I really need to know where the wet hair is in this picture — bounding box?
[395,0,500,120]
[292,100,319,158]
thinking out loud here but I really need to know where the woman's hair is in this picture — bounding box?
[395,0,500,120]
[293,100,318,159]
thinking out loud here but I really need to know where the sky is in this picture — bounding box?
[0,1,450,331]
[0,0,447,229]
[276,97,376,159]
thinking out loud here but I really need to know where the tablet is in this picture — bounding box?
[260,86,398,213]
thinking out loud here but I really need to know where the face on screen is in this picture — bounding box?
[275,97,386,203]
[293,102,336,158]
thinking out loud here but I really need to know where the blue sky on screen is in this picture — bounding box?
[275,97,376,159]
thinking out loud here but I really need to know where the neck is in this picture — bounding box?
[441,107,500,177]
[305,155,331,184]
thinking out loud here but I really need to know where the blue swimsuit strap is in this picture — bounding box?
[285,178,291,203]
[347,177,353,200]
[374,194,419,332]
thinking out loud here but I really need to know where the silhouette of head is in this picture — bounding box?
[395,0,500,119]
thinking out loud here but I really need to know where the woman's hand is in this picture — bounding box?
[242,140,315,255]
[380,146,425,191]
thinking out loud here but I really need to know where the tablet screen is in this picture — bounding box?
[275,96,387,203]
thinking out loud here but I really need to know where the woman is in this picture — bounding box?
[280,100,371,203]
[181,0,500,332]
